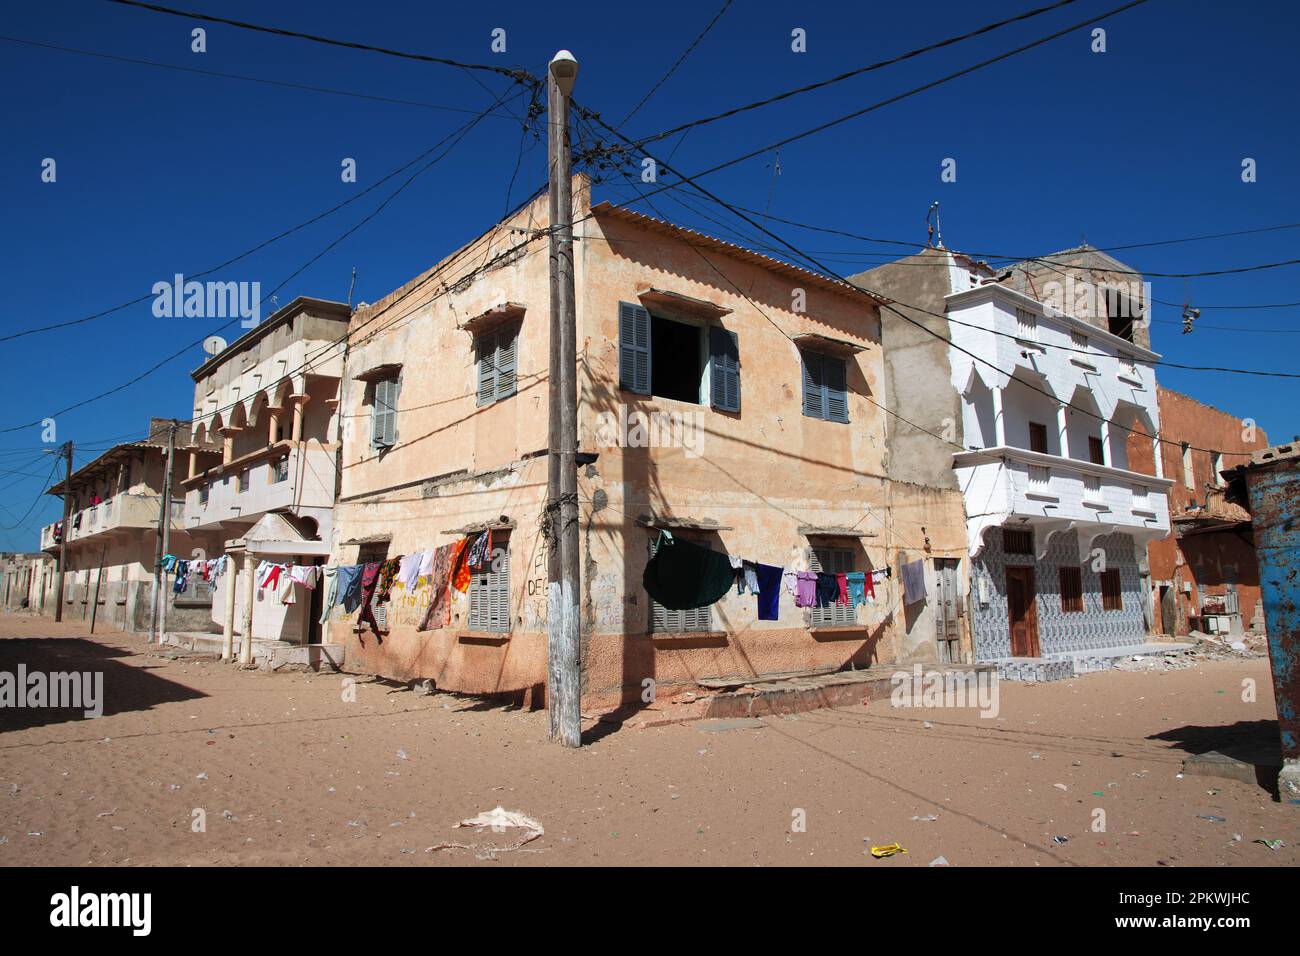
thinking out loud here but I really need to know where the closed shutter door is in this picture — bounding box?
[489,540,510,632]
[649,537,712,633]
[373,378,398,446]
[476,335,497,406]
[496,328,517,401]
[810,546,855,626]
[709,326,740,412]
[469,537,511,633]
[825,356,848,423]
[802,351,825,419]
[619,302,651,394]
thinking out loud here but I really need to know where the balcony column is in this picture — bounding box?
[1152,436,1164,478]
[291,394,310,442]
[267,407,282,445]
[220,427,241,465]
[187,451,197,480]
[1056,403,1070,458]
[221,557,237,661]
[1099,419,1113,467]
[991,385,1006,447]
[240,551,257,666]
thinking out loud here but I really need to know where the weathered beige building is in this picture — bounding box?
[329,179,967,711]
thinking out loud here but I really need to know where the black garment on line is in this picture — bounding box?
[642,537,735,611]
[815,572,840,608]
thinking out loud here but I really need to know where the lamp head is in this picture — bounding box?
[549,50,579,95]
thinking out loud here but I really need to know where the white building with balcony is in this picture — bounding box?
[852,244,1174,673]
[179,296,349,653]
[947,280,1174,664]
[39,418,222,632]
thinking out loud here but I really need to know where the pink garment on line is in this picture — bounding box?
[795,571,817,608]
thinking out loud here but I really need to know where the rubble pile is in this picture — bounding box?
[1112,632,1268,672]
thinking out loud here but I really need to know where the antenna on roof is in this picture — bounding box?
[202,335,227,357]
[926,201,942,248]
[347,266,358,313]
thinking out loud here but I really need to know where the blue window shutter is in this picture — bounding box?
[801,351,825,419]
[476,333,496,406]
[825,356,849,423]
[496,326,517,400]
[619,302,651,394]
[709,326,740,413]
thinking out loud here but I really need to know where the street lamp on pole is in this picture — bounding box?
[546,48,582,747]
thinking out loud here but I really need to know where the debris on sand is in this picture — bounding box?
[427,807,545,859]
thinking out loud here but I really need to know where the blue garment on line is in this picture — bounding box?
[755,563,783,621]
[845,571,867,607]
[337,564,365,612]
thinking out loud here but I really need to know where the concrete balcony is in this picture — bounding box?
[183,441,336,536]
[41,492,171,550]
[955,445,1173,558]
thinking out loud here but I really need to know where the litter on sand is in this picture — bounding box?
[426,807,545,858]
[928,855,950,867]
[869,843,908,859]
[1255,839,1284,850]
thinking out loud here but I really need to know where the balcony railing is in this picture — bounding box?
[953,444,1174,555]
[184,443,335,529]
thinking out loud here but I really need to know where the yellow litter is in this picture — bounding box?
[869,843,908,859]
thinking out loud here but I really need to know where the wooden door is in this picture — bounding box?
[1006,566,1040,657]
[934,558,961,662]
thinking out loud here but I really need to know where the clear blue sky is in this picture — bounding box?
[1,0,1296,549]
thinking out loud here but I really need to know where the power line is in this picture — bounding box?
[0,457,60,531]
[0,83,528,346]
[576,0,1153,213]
[632,0,1084,146]
[103,0,535,82]
[691,199,1300,278]
[587,149,1300,379]
[0,83,526,433]
[619,0,734,127]
[100,199,551,451]
[0,35,528,120]
[578,110,1273,458]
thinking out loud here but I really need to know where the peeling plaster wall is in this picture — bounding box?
[328,182,968,711]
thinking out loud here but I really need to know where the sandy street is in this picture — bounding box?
[1,613,1295,867]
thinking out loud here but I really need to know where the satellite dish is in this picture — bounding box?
[203,336,227,357]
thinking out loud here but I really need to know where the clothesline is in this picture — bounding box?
[320,527,497,635]
[643,529,899,621]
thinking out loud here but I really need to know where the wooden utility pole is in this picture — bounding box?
[53,441,73,623]
[158,423,177,645]
[89,544,107,634]
[546,50,582,747]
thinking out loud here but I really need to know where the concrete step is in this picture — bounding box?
[987,641,1198,682]
[163,631,343,672]
[595,664,996,728]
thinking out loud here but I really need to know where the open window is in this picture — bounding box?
[1104,288,1139,342]
[618,302,740,412]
